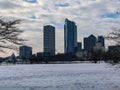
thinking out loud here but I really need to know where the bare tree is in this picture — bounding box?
[105,8,120,45]
[0,19,25,53]
[106,27,120,45]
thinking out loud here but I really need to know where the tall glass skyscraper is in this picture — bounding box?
[43,25,55,56]
[64,19,77,54]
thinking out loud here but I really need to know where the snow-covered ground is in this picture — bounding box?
[0,63,120,90]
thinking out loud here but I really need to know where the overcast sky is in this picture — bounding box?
[0,0,120,57]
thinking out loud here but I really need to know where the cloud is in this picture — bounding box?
[0,0,120,57]
[0,0,21,9]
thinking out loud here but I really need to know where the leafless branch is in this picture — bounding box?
[106,27,120,45]
[0,18,26,53]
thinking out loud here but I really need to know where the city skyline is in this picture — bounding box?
[0,0,120,57]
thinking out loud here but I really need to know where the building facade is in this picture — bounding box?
[19,45,32,59]
[84,37,89,51]
[43,25,55,56]
[93,42,105,52]
[98,36,105,46]
[77,42,82,52]
[84,34,97,51]
[64,18,77,54]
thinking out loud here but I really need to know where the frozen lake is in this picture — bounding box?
[0,63,120,90]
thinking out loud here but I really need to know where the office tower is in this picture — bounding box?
[84,34,97,51]
[64,18,77,54]
[44,25,55,56]
[88,34,97,50]
[77,42,82,52]
[19,45,32,59]
[98,36,105,46]
[84,37,89,51]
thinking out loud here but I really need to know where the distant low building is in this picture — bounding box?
[19,45,32,59]
[76,49,88,59]
[77,42,82,52]
[108,45,120,52]
[93,42,105,52]
[37,52,44,58]
[8,53,16,63]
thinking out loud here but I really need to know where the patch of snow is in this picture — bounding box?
[0,63,119,90]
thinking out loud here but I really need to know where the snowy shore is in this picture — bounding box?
[0,63,119,90]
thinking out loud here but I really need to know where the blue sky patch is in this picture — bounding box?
[55,3,69,7]
[101,13,119,18]
[30,15,36,19]
[23,0,37,3]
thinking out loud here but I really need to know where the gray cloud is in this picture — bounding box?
[0,0,120,56]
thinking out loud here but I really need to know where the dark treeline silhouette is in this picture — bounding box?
[103,48,120,64]
[29,54,77,64]
[88,48,120,64]
[0,48,119,64]
[25,50,119,64]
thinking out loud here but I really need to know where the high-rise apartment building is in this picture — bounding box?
[43,25,55,56]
